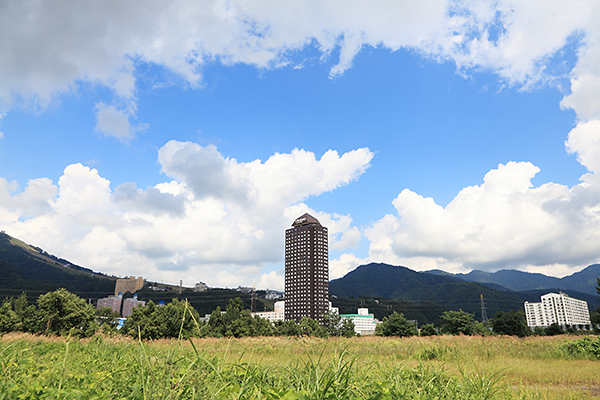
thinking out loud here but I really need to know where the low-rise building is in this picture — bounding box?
[340,308,379,336]
[524,292,591,328]
[96,295,122,313]
[194,282,208,292]
[252,301,285,323]
[122,295,146,317]
[265,290,283,300]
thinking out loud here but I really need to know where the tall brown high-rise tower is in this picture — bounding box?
[284,213,329,322]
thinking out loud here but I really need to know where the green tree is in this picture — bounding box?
[339,318,356,338]
[440,310,476,335]
[124,299,201,340]
[0,300,19,333]
[590,312,600,333]
[491,310,531,337]
[472,321,493,336]
[250,315,274,336]
[299,317,326,337]
[532,326,546,336]
[545,323,564,336]
[36,288,98,338]
[96,306,122,334]
[274,320,302,336]
[204,297,273,338]
[375,312,417,337]
[321,310,355,337]
[420,323,438,336]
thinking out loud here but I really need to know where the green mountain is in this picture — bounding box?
[329,263,526,320]
[428,264,600,295]
[0,231,116,302]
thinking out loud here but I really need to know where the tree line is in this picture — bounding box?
[0,289,355,339]
[0,288,597,340]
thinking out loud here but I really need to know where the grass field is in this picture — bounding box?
[0,333,598,399]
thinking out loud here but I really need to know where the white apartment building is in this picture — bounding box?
[252,301,285,323]
[524,292,591,328]
[340,308,379,336]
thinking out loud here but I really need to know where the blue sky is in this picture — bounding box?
[1,1,599,290]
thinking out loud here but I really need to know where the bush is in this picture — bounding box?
[561,336,600,359]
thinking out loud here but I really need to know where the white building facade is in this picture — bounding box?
[252,301,285,323]
[524,292,591,328]
[340,308,379,336]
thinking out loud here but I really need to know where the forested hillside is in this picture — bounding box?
[0,232,116,302]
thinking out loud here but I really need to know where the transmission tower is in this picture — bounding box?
[251,284,256,313]
[480,294,489,325]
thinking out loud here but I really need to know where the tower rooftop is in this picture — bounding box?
[292,213,321,227]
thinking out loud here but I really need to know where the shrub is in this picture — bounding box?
[561,336,600,359]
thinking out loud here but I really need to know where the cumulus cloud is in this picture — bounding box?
[2,1,600,280]
[331,161,600,278]
[565,119,600,179]
[0,144,372,290]
[158,141,374,208]
[2,1,599,138]
[113,182,186,217]
[95,102,148,141]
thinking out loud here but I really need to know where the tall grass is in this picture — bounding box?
[0,333,598,399]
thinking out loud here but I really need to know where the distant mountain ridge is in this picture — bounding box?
[427,264,600,295]
[330,262,600,320]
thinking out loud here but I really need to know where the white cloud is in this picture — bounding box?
[2,1,600,281]
[565,119,600,184]
[2,1,597,122]
[0,144,372,290]
[95,102,148,141]
[350,161,600,276]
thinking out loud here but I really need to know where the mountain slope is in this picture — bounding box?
[329,263,525,319]
[0,232,116,300]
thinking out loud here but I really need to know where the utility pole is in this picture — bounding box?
[179,280,182,294]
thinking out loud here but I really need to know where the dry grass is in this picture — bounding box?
[1,332,598,398]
